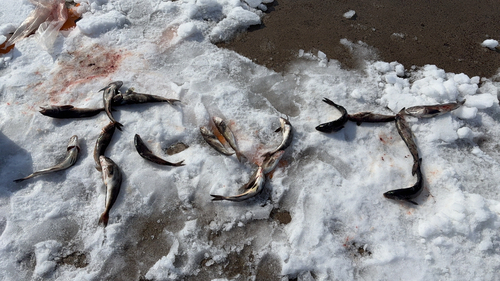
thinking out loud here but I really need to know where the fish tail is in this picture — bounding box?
[211,194,226,201]
[167,99,181,105]
[235,151,246,162]
[113,121,123,131]
[173,160,185,167]
[98,212,109,227]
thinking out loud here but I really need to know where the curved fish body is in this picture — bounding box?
[315,98,349,133]
[134,134,185,166]
[263,118,293,157]
[100,81,123,130]
[94,122,117,171]
[211,167,265,202]
[383,159,423,205]
[261,150,285,174]
[347,112,396,125]
[98,156,122,227]
[112,88,180,106]
[212,116,245,162]
[14,135,80,182]
[403,100,465,118]
[395,113,420,175]
[39,105,105,119]
[200,126,234,156]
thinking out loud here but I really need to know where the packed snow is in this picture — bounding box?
[1,0,500,280]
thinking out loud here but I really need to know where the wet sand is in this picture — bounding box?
[219,0,500,78]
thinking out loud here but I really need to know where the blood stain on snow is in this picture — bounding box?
[45,44,129,103]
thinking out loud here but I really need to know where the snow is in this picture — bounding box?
[481,39,499,49]
[1,0,500,280]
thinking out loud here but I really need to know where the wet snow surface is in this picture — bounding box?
[1,0,500,280]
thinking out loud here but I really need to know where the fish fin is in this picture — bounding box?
[211,194,225,201]
[274,127,282,133]
[99,86,109,92]
[13,178,25,183]
[407,200,419,205]
[98,212,109,227]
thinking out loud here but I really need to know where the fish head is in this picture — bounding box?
[212,116,224,126]
[383,191,401,201]
[110,81,123,89]
[199,126,211,136]
[67,135,80,151]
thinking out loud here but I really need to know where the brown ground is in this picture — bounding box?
[218,0,500,78]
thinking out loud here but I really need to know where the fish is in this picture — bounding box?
[402,100,465,118]
[395,112,420,176]
[383,159,423,205]
[262,117,293,157]
[39,105,106,119]
[200,126,234,156]
[261,150,285,175]
[212,116,245,162]
[134,134,185,166]
[98,156,122,227]
[315,98,349,133]
[211,166,266,202]
[100,81,123,130]
[14,135,80,182]
[94,122,117,171]
[347,112,396,125]
[112,88,180,106]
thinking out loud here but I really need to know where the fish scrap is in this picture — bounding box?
[402,100,465,118]
[14,135,80,182]
[262,117,293,158]
[395,112,420,176]
[383,158,423,205]
[315,98,349,133]
[212,116,246,162]
[200,126,234,156]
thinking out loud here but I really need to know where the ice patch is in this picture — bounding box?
[343,10,356,19]
[77,10,128,36]
[34,240,62,278]
[209,7,260,42]
[464,93,498,109]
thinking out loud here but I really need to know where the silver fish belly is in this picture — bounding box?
[261,150,285,174]
[200,126,234,156]
[14,135,80,182]
[100,81,123,130]
[98,156,122,227]
[212,116,245,162]
[403,100,465,118]
[211,167,266,202]
[112,88,180,106]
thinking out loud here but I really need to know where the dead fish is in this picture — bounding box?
[395,112,420,175]
[347,112,396,125]
[262,117,293,158]
[315,98,349,133]
[212,116,245,162]
[403,100,465,118]
[100,81,123,130]
[211,166,265,202]
[383,159,423,205]
[39,105,106,119]
[112,88,180,106]
[94,122,117,171]
[200,126,234,156]
[98,156,122,227]
[134,134,185,166]
[14,135,80,182]
[261,150,285,174]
